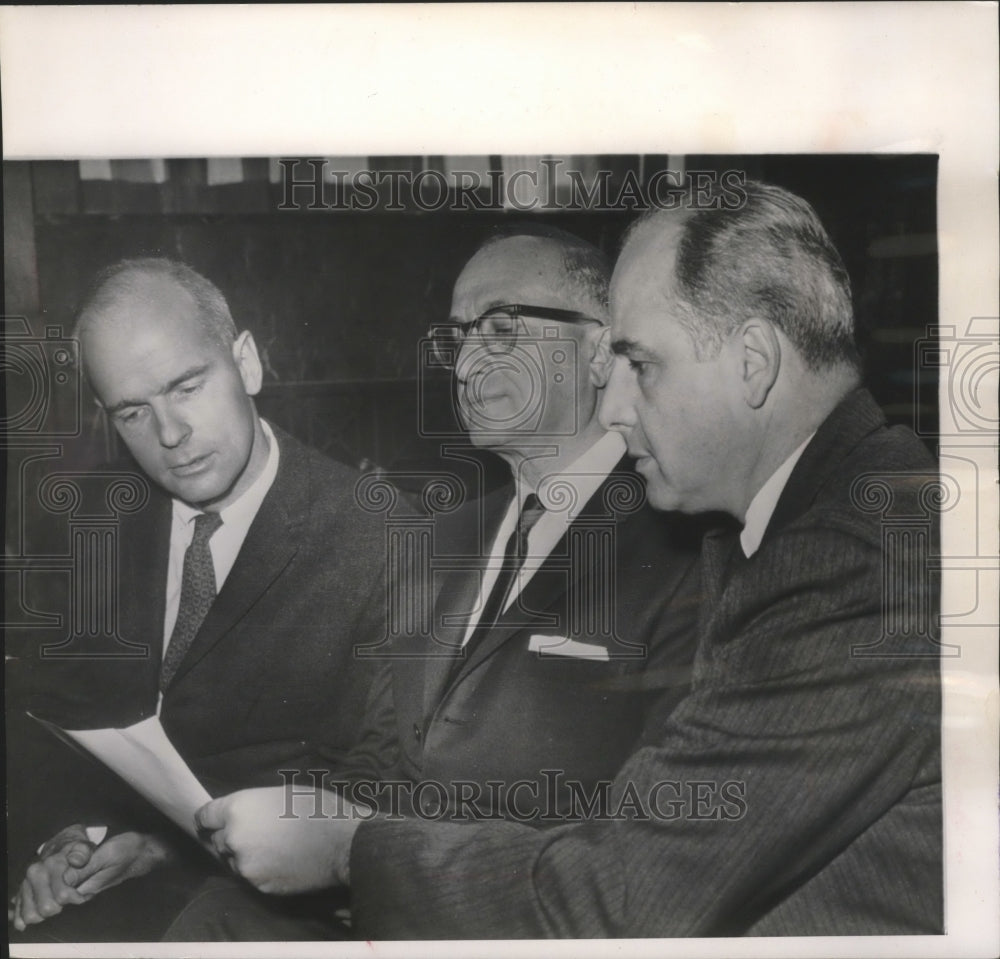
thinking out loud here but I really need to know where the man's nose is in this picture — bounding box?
[154,405,191,448]
[453,333,493,385]
[597,358,638,434]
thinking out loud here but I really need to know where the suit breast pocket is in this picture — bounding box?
[528,633,611,661]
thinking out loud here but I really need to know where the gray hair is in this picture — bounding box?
[74,257,237,349]
[628,181,860,371]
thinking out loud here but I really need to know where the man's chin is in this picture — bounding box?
[464,427,510,451]
[159,472,229,509]
[642,478,681,514]
[459,411,517,449]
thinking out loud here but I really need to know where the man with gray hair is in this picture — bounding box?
[10,258,389,939]
[199,186,940,938]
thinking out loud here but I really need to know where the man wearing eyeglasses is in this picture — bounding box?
[177,225,702,939]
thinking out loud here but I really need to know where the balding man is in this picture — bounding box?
[10,258,388,939]
[202,187,940,939]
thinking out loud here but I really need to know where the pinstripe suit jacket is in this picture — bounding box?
[349,389,942,938]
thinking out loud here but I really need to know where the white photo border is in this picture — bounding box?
[2,4,997,958]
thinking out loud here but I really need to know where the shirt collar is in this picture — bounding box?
[740,431,815,558]
[172,420,280,527]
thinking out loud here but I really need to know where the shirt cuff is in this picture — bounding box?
[36,825,107,856]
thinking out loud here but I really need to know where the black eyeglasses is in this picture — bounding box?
[427,304,603,367]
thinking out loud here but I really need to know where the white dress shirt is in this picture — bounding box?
[162,420,280,657]
[462,431,627,645]
[739,432,815,559]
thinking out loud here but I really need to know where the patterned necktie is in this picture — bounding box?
[160,511,223,692]
[460,493,546,664]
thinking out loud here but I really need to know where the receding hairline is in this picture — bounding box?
[467,232,611,315]
[619,207,689,260]
[74,259,238,347]
[468,233,586,263]
[77,270,192,332]
[614,188,859,372]
[611,211,686,302]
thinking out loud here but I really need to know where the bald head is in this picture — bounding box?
[75,258,237,360]
[473,226,611,320]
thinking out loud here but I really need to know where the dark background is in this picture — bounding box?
[4,153,939,482]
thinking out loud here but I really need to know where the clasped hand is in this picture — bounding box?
[194,785,366,895]
[9,825,172,930]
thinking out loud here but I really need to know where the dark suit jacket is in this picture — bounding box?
[349,390,942,938]
[339,456,702,821]
[23,425,389,812]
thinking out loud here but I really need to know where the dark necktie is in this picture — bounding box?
[460,493,546,665]
[160,511,223,692]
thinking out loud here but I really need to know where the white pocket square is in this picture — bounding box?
[528,634,610,661]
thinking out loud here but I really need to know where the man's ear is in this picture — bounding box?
[735,318,780,409]
[585,325,613,389]
[233,331,263,396]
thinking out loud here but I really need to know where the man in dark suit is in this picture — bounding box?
[206,186,940,937]
[338,227,701,821]
[9,259,388,938]
[177,226,701,935]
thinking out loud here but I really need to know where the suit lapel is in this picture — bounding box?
[765,389,887,544]
[700,528,739,611]
[420,487,511,715]
[421,561,484,715]
[167,429,306,686]
[447,460,633,686]
[118,486,171,701]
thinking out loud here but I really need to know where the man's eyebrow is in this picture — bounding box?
[610,337,645,356]
[447,299,512,324]
[104,364,211,415]
[163,364,211,393]
[104,394,146,416]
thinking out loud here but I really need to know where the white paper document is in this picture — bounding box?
[29,712,212,842]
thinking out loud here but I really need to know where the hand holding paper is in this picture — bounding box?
[196,786,368,894]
